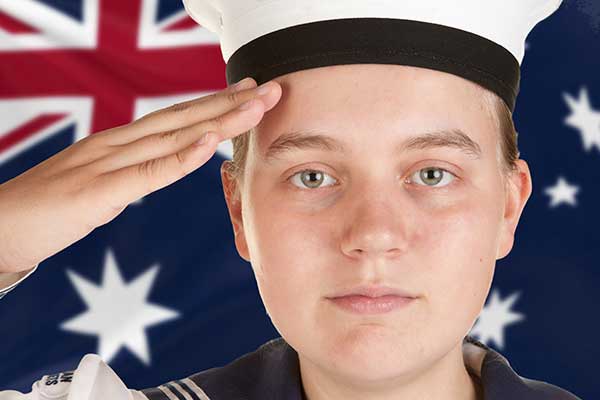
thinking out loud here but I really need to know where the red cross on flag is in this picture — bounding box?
[0,0,225,166]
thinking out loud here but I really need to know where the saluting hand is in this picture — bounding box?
[0,77,281,273]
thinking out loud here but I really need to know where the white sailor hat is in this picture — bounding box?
[182,0,563,112]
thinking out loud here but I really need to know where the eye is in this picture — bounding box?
[288,169,337,190]
[408,167,456,188]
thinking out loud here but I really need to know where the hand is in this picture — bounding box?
[0,78,281,273]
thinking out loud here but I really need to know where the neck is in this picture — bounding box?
[299,339,484,400]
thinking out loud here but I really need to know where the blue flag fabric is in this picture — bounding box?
[0,1,597,398]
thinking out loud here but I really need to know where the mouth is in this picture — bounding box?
[327,284,418,299]
[327,294,416,315]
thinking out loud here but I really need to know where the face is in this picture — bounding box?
[221,64,532,386]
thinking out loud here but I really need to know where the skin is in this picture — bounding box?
[220,64,532,400]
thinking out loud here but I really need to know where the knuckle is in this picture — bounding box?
[166,93,215,115]
[226,90,241,105]
[211,114,226,131]
[157,128,181,144]
[175,150,195,178]
[204,92,218,103]
[175,149,187,167]
[137,158,158,180]
[165,101,191,114]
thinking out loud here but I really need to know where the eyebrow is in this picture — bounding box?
[262,128,483,163]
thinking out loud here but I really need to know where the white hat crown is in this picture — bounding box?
[182,0,563,112]
[183,0,562,65]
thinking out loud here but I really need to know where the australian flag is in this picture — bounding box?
[0,1,598,398]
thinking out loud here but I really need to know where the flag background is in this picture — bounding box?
[0,1,597,398]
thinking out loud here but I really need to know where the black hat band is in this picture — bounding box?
[226,18,520,112]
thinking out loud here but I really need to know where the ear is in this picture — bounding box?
[220,160,251,262]
[497,159,533,260]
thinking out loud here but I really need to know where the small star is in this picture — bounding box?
[468,288,525,349]
[60,248,180,365]
[562,87,600,153]
[544,176,580,208]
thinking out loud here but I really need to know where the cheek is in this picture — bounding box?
[245,193,327,326]
[422,193,500,331]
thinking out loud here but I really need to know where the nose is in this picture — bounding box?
[339,188,414,261]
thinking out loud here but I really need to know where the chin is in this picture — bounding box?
[326,328,403,362]
[324,349,420,388]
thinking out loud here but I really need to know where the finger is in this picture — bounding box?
[112,78,279,145]
[47,80,281,179]
[90,131,220,213]
[91,94,270,174]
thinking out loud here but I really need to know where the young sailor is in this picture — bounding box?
[0,0,582,399]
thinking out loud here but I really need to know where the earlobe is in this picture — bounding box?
[497,159,533,260]
[220,161,251,262]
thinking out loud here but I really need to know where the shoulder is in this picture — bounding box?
[520,376,583,400]
[0,339,296,400]
[465,335,582,400]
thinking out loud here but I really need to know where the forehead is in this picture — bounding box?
[251,64,497,162]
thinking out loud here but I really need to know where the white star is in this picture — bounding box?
[60,248,180,366]
[563,87,600,152]
[468,288,525,349]
[544,176,580,208]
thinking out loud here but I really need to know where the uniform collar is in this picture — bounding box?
[187,335,580,400]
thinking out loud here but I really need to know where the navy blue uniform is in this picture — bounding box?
[140,335,582,400]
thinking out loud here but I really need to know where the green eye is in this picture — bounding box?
[410,167,456,187]
[289,169,337,190]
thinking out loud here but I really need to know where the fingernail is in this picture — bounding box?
[232,77,254,92]
[257,81,273,96]
[238,100,253,110]
[195,132,213,146]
